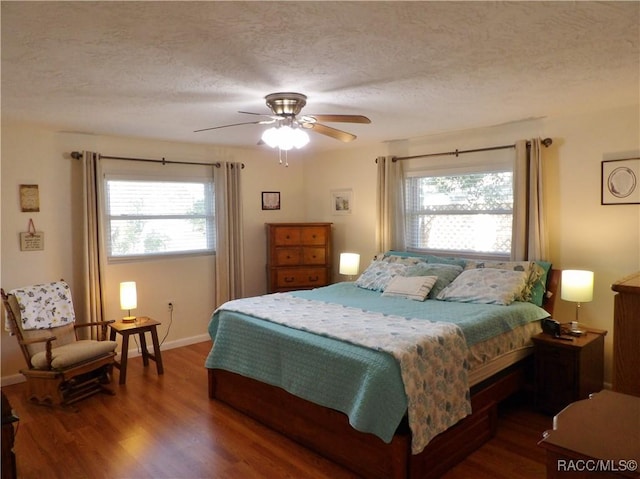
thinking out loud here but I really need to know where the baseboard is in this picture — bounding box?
[1,333,211,387]
[1,374,25,387]
[125,332,210,358]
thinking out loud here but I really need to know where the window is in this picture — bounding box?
[405,168,513,258]
[105,176,215,260]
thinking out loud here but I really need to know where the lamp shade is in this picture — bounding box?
[261,125,310,150]
[339,253,360,276]
[561,270,594,303]
[120,281,137,310]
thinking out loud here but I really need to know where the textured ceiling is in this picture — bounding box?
[2,1,639,152]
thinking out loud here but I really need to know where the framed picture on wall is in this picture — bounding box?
[262,191,281,210]
[601,158,640,205]
[331,189,353,215]
[19,184,40,212]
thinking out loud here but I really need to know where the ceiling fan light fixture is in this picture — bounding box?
[261,125,309,151]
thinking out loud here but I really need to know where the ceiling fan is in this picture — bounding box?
[194,92,371,146]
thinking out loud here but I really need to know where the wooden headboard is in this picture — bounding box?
[542,268,561,317]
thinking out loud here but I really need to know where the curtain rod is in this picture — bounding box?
[70,151,245,168]
[391,137,552,162]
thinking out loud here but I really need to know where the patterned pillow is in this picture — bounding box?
[355,260,408,292]
[378,251,466,268]
[436,268,529,305]
[382,275,438,301]
[424,255,468,267]
[377,252,428,267]
[404,263,464,298]
[464,260,544,302]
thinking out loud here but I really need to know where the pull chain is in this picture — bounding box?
[277,148,289,167]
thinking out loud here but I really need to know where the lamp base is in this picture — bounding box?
[122,316,137,323]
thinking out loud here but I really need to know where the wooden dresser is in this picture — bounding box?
[611,271,640,397]
[538,390,640,479]
[266,223,332,293]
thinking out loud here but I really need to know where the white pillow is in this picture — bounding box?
[382,275,438,301]
[436,268,528,305]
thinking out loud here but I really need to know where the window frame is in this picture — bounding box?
[404,160,514,260]
[102,170,215,263]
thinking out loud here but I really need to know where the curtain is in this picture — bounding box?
[376,156,406,253]
[81,151,105,335]
[512,138,548,260]
[214,162,245,307]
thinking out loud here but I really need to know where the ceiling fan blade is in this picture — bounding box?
[303,114,371,124]
[194,119,273,133]
[304,122,357,142]
[238,110,284,120]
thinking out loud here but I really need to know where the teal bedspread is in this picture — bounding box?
[205,283,549,445]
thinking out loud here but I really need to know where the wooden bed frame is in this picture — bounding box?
[208,269,560,479]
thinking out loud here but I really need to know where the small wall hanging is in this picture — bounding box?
[262,191,281,210]
[601,158,640,205]
[20,219,44,251]
[19,184,40,212]
[331,189,353,215]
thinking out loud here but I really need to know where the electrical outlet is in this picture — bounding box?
[168,302,174,312]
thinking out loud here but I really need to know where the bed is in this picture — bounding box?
[206,252,559,478]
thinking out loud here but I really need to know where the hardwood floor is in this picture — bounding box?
[2,341,552,478]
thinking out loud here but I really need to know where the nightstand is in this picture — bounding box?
[532,328,607,415]
[109,317,164,385]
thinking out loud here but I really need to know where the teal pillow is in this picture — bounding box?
[405,263,464,298]
[531,261,552,307]
[424,255,468,267]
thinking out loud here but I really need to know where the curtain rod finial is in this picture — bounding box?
[542,138,552,147]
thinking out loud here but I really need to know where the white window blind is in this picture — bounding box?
[405,169,513,257]
[105,177,215,259]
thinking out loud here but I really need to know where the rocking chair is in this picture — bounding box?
[1,281,117,407]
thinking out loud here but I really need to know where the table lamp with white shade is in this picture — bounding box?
[561,270,594,325]
[339,253,360,281]
[120,281,137,323]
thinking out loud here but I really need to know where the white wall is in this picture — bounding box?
[306,104,640,385]
[3,103,639,386]
[303,144,382,276]
[1,123,307,381]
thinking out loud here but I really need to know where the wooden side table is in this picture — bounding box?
[109,317,164,385]
[532,328,607,415]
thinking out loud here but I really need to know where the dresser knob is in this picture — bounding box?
[284,277,295,283]
[309,276,319,282]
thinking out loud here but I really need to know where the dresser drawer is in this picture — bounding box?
[273,248,302,266]
[274,268,328,289]
[301,227,327,245]
[272,227,302,246]
[302,247,326,265]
